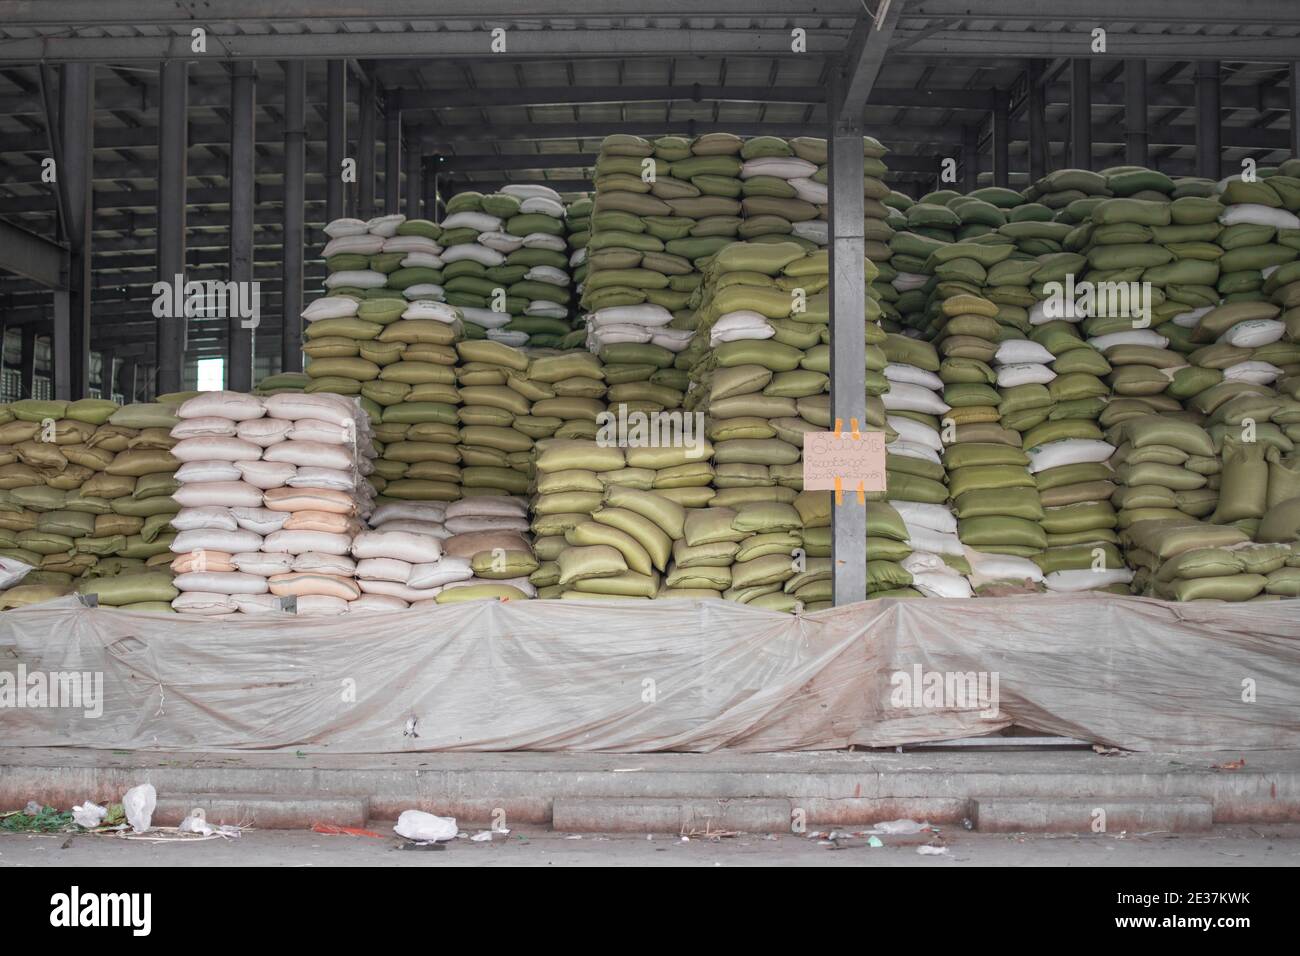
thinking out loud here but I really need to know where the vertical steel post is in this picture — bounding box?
[357,74,377,221]
[384,92,401,215]
[98,349,115,399]
[828,75,867,607]
[326,60,346,224]
[1028,60,1048,181]
[1291,62,1300,159]
[228,61,256,392]
[961,124,980,194]
[992,90,1010,188]
[1196,61,1222,180]
[121,360,137,403]
[1124,59,1149,167]
[281,61,306,374]
[404,125,422,220]
[55,63,94,400]
[19,326,36,398]
[1070,58,1092,170]
[155,59,187,397]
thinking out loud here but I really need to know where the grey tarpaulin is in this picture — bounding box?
[1,595,1298,753]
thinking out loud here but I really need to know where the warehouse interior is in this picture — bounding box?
[2,1,1298,404]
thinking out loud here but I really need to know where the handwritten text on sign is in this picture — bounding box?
[802,428,887,502]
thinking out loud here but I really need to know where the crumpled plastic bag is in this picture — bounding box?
[869,819,932,835]
[177,808,213,836]
[393,809,457,843]
[71,801,107,829]
[122,783,157,834]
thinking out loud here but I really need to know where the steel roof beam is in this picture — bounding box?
[0,217,65,289]
[833,1,905,125]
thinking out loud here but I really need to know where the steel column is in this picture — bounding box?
[1196,61,1222,180]
[54,63,93,400]
[992,90,1010,188]
[121,360,137,403]
[1124,59,1149,167]
[98,349,115,398]
[19,326,36,398]
[1027,60,1048,181]
[1069,58,1092,169]
[961,125,979,193]
[827,76,867,607]
[422,155,440,222]
[326,59,346,223]
[384,92,401,215]
[228,61,256,392]
[155,59,187,397]
[1292,62,1300,159]
[281,60,306,374]
[404,126,422,220]
[357,75,377,220]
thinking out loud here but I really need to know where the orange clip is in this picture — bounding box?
[833,417,844,439]
[850,417,862,440]
[856,480,866,505]
[833,475,844,506]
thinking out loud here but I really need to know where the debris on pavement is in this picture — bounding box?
[122,784,157,834]
[312,823,385,838]
[393,809,457,843]
[71,802,108,829]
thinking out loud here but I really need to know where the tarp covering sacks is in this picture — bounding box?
[1,594,1296,753]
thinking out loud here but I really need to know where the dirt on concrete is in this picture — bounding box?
[2,823,1298,867]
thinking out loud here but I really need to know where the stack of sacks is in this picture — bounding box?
[0,398,181,611]
[926,278,1051,577]
[303,212,466,503]
[1024,168,1113,222]
[168,391,376,617]
[354,498,532,608]
[529,440,654,601]
[887,224,947,337]
[255,372,311,395]
[881,190,927,332]
[1212,170,1300,309]
[519,349,608,449]
[585,305,692,417]
[583,134,734,331]
[351,500,449,610]
[880,333,959,598]
[308,212,428,403]
[564,194,593,344]
[1106,415,1220,596]
[497,184,574,348]
[734,135,825,250]
[440,187,571,347]
[683,241,846,610]
[436,495,536,601]
[453,339,535,500]
[365,304,465,503]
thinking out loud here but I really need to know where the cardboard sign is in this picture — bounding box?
[802,426,887,500]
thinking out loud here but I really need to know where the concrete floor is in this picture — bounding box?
[3,823,1298,867]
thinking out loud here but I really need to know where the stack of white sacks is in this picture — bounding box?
[879,335,969,598]
[351,494,536,608]
[584,303,694,356]
[167,392,377,617]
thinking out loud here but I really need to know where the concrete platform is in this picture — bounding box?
[3,746,1298,832]
[3,747,1294,831]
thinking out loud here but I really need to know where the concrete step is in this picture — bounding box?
[152,792,369,830]
[7,747,1298,830]
[972,797,1213,833]
[553,797,791,834]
